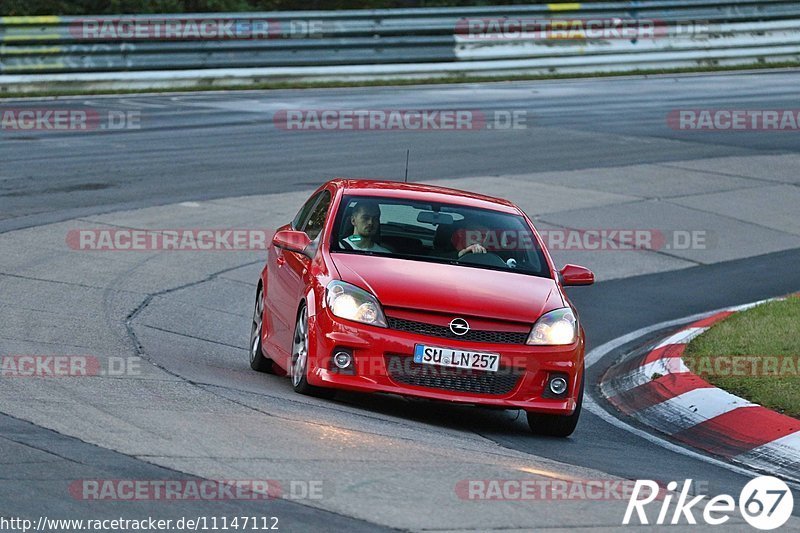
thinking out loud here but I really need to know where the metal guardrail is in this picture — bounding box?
[1,1,799,90]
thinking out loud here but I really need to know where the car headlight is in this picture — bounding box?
[325,280,387,328]
[526,308,578,345]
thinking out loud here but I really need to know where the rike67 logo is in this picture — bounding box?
[624,477,794,530]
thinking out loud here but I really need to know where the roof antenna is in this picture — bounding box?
[404,149,410,183]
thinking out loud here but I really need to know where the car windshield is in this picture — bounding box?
[330,195,551,278]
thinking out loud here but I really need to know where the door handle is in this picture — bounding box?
[277,256,286,266]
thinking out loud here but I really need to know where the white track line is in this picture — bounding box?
[603,357,691,395]
[585,309,716,367]
[583,395,768,482]
[634,387,754,434]
[653,327,708,348]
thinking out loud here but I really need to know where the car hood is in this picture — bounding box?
[330,253,563,324]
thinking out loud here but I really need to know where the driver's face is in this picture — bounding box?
[352,208,381,238]
[465,226,490,246]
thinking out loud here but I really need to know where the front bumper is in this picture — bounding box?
[307,307,584,415]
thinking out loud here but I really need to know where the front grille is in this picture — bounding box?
[385,355,522,395]
[387,316,528,345]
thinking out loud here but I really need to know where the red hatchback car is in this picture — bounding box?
[250,179,594,436]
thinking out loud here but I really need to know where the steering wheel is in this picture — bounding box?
[456,251,508,268]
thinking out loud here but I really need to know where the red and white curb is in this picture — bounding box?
[599,297,800,482]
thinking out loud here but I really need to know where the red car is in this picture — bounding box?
[249,179,594,436]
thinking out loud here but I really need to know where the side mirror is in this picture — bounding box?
[272,230,312,257]
[560,264,594,286]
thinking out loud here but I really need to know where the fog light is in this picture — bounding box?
[333,351,353,370]
[549,376,568,396]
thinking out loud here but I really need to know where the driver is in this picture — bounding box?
[344,200,391,252]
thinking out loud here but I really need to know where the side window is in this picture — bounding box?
[302,191,332,241]
[292,192,323,231]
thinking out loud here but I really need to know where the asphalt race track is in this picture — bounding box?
[2,70,800,531]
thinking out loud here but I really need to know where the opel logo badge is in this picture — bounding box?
[449,318,470,336]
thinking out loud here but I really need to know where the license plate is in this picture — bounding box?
[413,344,500,372]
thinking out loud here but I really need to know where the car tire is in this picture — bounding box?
[291,304,335,399]
[249,285,275,373]
[526,373,583,438]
